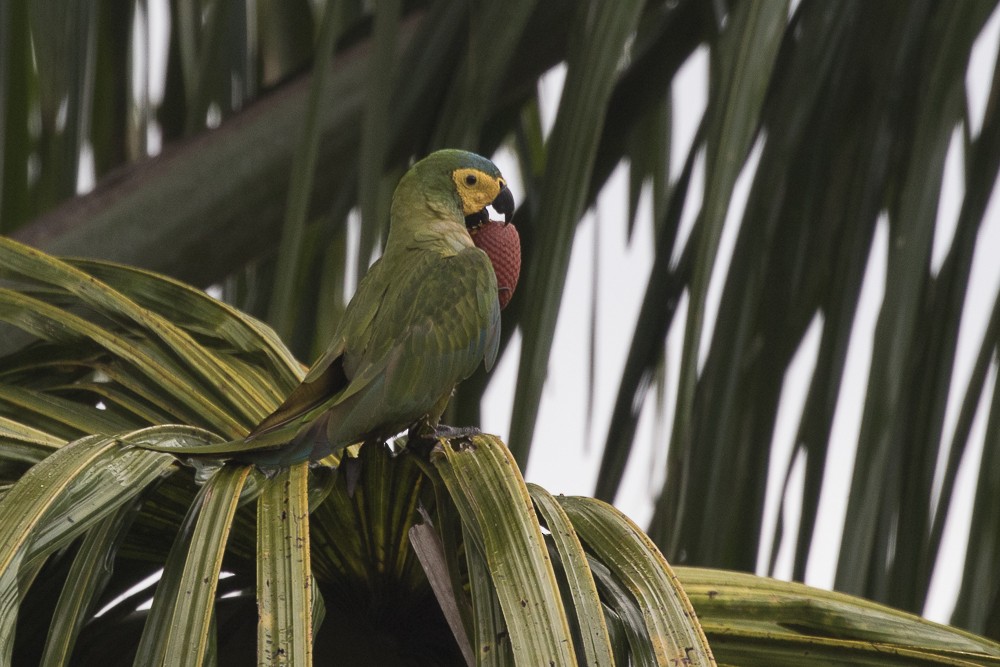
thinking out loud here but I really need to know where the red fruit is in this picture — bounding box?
[471,220,521,309]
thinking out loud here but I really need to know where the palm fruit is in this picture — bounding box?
[470,220,521,309]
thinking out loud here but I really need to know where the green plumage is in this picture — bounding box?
[238,150,510,464]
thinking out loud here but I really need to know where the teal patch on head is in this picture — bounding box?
[414,149,502,179]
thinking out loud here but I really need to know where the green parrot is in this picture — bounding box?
[241,149,514,465]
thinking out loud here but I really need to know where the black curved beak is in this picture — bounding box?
[491,186,515,223]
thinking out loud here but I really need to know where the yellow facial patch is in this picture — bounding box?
[452,168,506,216]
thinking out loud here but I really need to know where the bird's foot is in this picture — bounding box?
[431,424,482,441]
[407,422,481,452]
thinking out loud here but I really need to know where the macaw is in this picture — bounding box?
[242,149,515,464]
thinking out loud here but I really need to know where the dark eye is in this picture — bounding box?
[465,174,477,186]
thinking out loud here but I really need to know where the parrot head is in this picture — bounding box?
[392,149,515,234]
